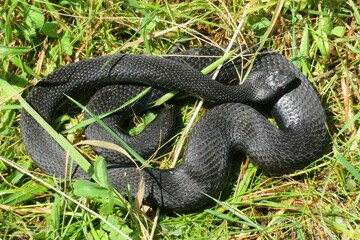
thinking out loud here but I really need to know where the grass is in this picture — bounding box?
[0,0,359,239]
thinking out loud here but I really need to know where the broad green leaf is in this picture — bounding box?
[320,16,333,35]
[73,180,111,198]
[61,29,73,55]
[102,215,133,240]
[94,157,113,189]
[126,0,148,16]
[25,6,45,29]
[41,21,59,38]
[331,26,345,37]
[248,15,271,42]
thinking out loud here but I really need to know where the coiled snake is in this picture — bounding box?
[20,46,327,211]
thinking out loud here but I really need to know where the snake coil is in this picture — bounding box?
[20,46,327,211]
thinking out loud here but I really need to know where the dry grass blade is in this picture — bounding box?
[75,140,135,164]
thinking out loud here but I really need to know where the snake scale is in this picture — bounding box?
[20,46,327,211]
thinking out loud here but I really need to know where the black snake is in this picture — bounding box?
[20,46,327,211]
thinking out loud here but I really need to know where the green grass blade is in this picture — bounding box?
[0,77,97,181]
[337,111,360,136]
[0,46,31,56]
[336,154,360,182]
[63,87,152,134]
[66,95,148,166]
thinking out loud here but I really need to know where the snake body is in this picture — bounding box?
[20,47,327,211]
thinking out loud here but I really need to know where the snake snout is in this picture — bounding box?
[275,70,301,94]
[248,69,300,103]
[266,70,300,95]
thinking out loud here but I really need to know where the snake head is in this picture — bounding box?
[246,69,300,103]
